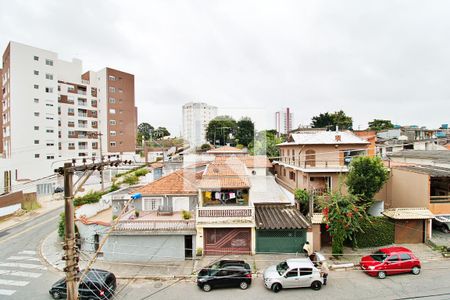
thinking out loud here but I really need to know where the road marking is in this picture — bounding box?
[0,279,29,287]
[7,256,40,262]
[0,270,42,278]
[0,263,47,270]
[0,214,60,245]
[18,251,36,255]
[0,289,15,296]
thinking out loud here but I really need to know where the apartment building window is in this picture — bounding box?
[68,121,75,127]
[91,100,97,107]
[45,87,53,93]
[108,75,116,81]
[45,59,54,66]
[34,98,39,103]
[46,73,54,80]
[46,116,54,120]
[34,56,39,61]
[58,142,61,150]
[46,143,54,146]
[46,129,54,133]
[34,70,39,75]
[109,120,116,125]
[34,140,39,144]
[34,112,40,117]
[110,142,116,147]
[34,84,39,89]
[46,155,54,160]
[109,97,116,104]
[109,87,115,93]
[110,131,116,136]
[68,108,74,115]
[68,143,75,149]
[34,126,39,131]
[68,85,75,92]
[35,154,40,158]
[46,103,53,107]
[109,109,116,114]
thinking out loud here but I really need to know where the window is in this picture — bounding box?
[34,126,39,131]
[46,117,54,120]
[46,129,54,133]
[305,150,316,167]
[34,154,40,158]
[108,75,116,81]
[299,268,313,276]
[400,253,411,261]
[34,112,40,117]
[118,88,123,93]
[388,255,399,262]
[45,59,53,66]
[34,84,39,89]
[34,98,39,103]
[68,108,74,114]
[46,155,54,159]
[46,143,54,146]
[34,70,39,75]
[45,73,53,80]
[34,140,39,144]
[143,197,162,211]
[110,131,116,136]
[45,87,53,93]
[110,142,116,147]
[34,56,39,61]
[289,171,295,181]
[46,103,53,107]
[109,87,116,93]
[109,97,116,104]
[285,269,298,278]
[109,120,116,125]
[109,108,116,114]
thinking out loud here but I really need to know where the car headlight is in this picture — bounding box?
[198,278,206,282]
[368,266,375,270]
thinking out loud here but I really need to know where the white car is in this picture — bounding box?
[263,258,324,293]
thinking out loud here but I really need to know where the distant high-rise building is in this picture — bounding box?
[1,41,138,179]
[275,108,293,135]
[182,102,217,148]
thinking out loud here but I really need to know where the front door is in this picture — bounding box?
[384,255,401,275]
[184,235,193,259]
[283,268,300,288]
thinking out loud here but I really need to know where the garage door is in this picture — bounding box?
[204,228,251,255]
[256,229,306,253]
[395,220,424,244]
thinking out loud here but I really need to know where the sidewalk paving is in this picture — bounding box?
[0,194,64,232]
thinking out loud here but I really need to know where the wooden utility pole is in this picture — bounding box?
[63,162,78,300]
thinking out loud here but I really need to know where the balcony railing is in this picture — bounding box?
[197,207,253,218]
[430,195,450,203]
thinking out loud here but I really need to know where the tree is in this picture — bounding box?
[249,130,284,157]
[200,143,212,152]
[346,156,389,206]
[311,110,353,130]
[137,122,154,143]
[153,127,170,139]
[294,189,310,216]
[320,192,369,257]
[235,117,255,147]
[206,116,238,146]
[368,119,394,131]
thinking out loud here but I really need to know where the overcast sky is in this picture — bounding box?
[1,0,449,135]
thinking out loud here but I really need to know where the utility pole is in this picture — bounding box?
[98,132,104,191]
[55,157,131,300]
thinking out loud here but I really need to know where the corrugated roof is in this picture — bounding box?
[383,208,434,220]
[255,204,310,229]
[278,131,370,146]
[134,170,200,195]
[388,150,450,164]
[394,165,450,177]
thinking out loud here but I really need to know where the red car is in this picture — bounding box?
[360,246,421,279]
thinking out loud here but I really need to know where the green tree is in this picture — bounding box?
[320,192,369,257]
[311,110,353,130]
[152,127,170,139]
[294,189,310,215]
[137,122,154,144]
[200,143,212,152]
[346,156,389,206]
[206,116,238,146]
[249,130,284,157]
[235,117,255,147]
[368,119,394,131]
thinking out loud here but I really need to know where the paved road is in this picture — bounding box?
[116,259,450,300]
[0,207,63,299]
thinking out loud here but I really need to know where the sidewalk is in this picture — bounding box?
[0,194,64,231]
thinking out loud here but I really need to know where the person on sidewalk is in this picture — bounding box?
[303,241,313,258]
[319,260,329,285]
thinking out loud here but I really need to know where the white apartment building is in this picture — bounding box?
[182,102,217,148]
[275,107,293,135]
[1,41,137,180]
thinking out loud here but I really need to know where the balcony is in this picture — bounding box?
[196,206,254,226]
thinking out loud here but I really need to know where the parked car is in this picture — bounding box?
[263,258,324,293]
[54,186,64,193]
[197,260,252,292]
[49,269,116,299]
[433,215,450,233]
[360,246,421,279]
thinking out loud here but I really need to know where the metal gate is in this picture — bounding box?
[256,229,306,253]
[204,228,251,255]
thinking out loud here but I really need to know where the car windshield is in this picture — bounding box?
[276,261,289,276]
[371,250,388,262]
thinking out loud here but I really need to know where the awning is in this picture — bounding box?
[382,208,434,220]
[255,204,310,230]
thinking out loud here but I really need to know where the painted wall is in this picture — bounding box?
[76,221,110,252]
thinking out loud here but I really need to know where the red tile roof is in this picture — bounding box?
[199,177,250,189]
[135,170,200,195]
[240,156,272,168]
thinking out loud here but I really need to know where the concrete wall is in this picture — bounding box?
[103,234,194,262]
[76,221,110,252]
[389,169,429,208]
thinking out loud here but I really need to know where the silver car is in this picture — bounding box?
[263,258,324,293]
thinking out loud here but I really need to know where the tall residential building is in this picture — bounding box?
[275,107,293,135]
[1,41,137,179]
[182,102,217,148]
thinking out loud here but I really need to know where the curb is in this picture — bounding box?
[40,230,64,272]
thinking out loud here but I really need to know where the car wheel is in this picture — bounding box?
[271,283,282,293]
[202,284,212,292]
[377,271,386,279]
[311,280,322,291]
[51,291,61,300]
[412,266,421,275]
[239,281,249,290]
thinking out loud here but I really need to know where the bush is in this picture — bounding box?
[134,168,149,177]
[123,174,139,185]
[294,189,310,215]
[354,217,394,248]
[196,247,203,256]
[73,191,104,207]
[58,212,65,238]
[200,143,212,152]
[108,182,120,193]
[182,210,192,220]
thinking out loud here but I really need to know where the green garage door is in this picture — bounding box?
[256,229,306,253]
